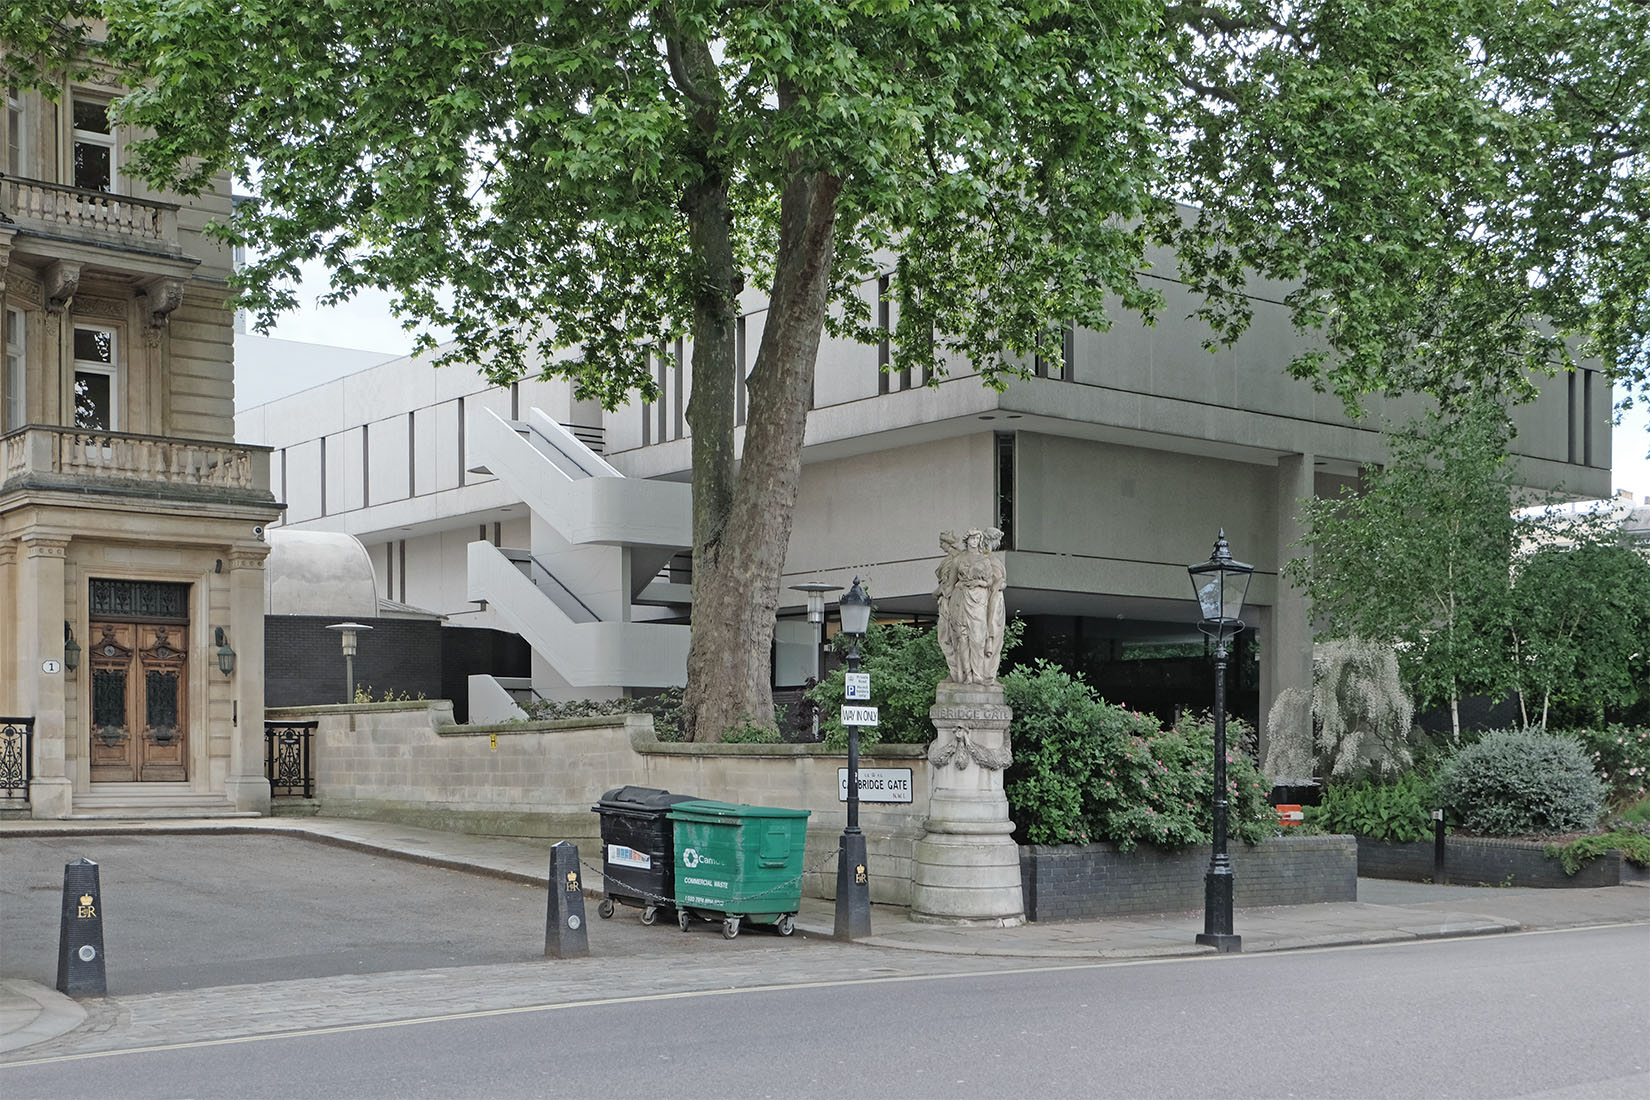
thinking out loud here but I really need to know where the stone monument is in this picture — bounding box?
[911,528,1025,925]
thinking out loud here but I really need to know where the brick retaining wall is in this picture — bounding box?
[1019,834,1358,921]
[1356,835,1646,888]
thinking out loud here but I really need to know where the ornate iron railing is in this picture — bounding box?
[1,173,181,251]
[0,717,34,802]
[265,720,316,798]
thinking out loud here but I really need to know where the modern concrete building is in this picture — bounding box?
[1,68,280,817]
[235,238,1614,742]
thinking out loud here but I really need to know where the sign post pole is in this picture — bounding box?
[834,658,873,940]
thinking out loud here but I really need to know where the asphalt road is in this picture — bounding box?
[2,924,1645,1099]
[0,834,825,993]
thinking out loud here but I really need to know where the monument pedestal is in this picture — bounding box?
[911,681,1025,925]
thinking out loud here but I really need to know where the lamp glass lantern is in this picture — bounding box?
[214,626,236,677]
[1187,529,1253,640]
[63,622,81,673]
[838,577,873,646]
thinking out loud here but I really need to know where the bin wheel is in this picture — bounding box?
[640,905,658,926]
[597,898,615,919]
[722,918,740,940]
[776,914,795,937]
[678,909,691,932]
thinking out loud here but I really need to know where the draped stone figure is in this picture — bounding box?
[934,527,1007,684]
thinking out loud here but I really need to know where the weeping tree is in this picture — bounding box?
[13,0,1646,738]
[1265,638,1416,782]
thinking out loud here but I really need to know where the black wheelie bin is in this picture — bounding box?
[592,785,697,925]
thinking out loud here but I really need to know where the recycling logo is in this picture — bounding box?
[682,848,701,869]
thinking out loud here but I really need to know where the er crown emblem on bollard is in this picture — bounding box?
[78,894,96,918]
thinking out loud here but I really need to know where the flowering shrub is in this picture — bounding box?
[1564,725,1650,812]
[1004,661,1272,850]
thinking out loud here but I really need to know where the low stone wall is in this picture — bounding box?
[1356,835,1647,888]
[1019,834,1357,921]
[264,702,929,905]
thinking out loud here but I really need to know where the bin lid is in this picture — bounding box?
[668,799,812,822]
[594,786,698,813]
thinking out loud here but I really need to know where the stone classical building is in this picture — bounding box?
[236,229,1614,743]
[1,67,279,817]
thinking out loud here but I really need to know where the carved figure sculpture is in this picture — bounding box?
[934,527,1008,683]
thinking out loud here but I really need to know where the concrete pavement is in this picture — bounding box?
[3,815,1646,1059]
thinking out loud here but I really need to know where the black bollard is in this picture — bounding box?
[545,841,590,958]
[56,857,107,997]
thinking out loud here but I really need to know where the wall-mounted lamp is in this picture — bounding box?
[63,622,81,673]
[214,626,236,677]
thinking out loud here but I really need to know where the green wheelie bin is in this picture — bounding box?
[668,799,811,939]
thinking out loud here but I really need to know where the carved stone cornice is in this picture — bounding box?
[0,541,18,568]
[22,535,69,559]
[73,294,128,320]
[0,232,12,297]
[8,267,43,307]
[228,549,269,571]
[45,260,81,313]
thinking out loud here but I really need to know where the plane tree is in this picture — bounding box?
[10,0,1643,739]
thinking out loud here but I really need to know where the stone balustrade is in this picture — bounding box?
[1,173,180,252]
[3,426,269,494]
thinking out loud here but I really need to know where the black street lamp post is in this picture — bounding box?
[1187,530,1253,954]
[834,577,873,940]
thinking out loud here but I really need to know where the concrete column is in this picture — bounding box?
[21,535,72,817]
[223,547,271,813]
[1262,453,1316,766]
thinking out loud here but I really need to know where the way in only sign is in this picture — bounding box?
[841,705,879,726]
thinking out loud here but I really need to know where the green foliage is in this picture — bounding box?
[522,689,686,742]
[1437,728,1607,836]
[350,685,426,704]
[720,722,782,744]
[1306,773,1437,843]
[1566,726,1650,812]
[1621,799,1650,825]
[1289,401,1521,734]
[1511,542,1650,729]
[1003,662,1272,851]
[809,619,1022,751]
[77,0,1650,738]
[1544,826,1650,876]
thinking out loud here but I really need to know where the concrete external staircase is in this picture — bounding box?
[467,408,691,690]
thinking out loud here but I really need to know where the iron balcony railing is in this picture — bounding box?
[1,716,34,803]
[265,720,317,799]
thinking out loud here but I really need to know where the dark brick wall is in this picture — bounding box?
[265,615,444,707]
[1356,836,1632,888]
[1019,834,1357,921]
[440,626,531,723]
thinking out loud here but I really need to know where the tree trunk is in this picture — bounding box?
[682,166,842,741]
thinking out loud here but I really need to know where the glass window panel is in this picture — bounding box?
[73,327,113,364]
[72,98,109,134]
[75,371,111,429]
[3,308,23,432]
[146,670,180,731]
[93,668,127,730]
[73,141,112,191]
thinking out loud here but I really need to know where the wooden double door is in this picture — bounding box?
[87,621,188,782]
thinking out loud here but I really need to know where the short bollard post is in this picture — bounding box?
[1432,809,1447,880]
[56,857,107,997]
[545,841,590,959]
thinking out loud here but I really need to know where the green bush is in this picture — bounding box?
[1003,662,1273,850]
[1306,772,1436,842]
[721,721,781,744]
[1544,824,1650,875]
[521,688,685,741]
[1564,725,1650,812]
[1436,728,1607,836]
